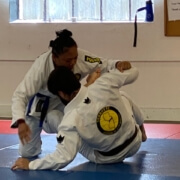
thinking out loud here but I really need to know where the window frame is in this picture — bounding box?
[9,0,152,23]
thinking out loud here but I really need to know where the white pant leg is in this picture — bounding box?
[79,140,96,163]
[19,110,63,158]
[120,91,144,126]
[19,116,42,158]
[123,126,142,158]
[79,129,142,165]
[43,110,64,133]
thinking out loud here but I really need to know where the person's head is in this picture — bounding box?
[48,66,81,105]
[49,29,78,70]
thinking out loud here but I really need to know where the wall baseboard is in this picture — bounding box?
[0,105,12,119]
[0,105,180,122]
[141,108,180,122]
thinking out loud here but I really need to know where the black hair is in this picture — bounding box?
[49,29,77,57]
[48,66,81,96]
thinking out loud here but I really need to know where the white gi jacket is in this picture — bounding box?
[29,67,142,170]
[11,48,119,127]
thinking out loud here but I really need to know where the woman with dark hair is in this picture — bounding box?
[11,29,131,158]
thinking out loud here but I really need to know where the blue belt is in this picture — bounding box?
[26,93,50,127]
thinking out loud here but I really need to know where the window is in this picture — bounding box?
[9,0,153,22]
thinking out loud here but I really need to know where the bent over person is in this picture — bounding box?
[11,29,131,158]
[12,66,147,170]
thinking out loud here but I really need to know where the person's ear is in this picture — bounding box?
[52,54,57,64]
[71,90,79,98]
[58,91,65,99]
[58,91,71,101]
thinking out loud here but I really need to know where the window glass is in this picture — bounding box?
[131,0,147,20]
[74,0,100,21]
[102,0,129,21]
[19,0,43,20]
[46,0,72,21]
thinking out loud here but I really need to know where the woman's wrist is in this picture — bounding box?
[17,119,25,126]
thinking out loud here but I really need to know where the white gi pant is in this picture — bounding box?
[18,110,63,157]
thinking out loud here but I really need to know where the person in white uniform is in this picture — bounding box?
[11,29,132,158]
[12,66,147,170]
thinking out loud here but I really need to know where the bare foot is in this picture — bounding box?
[139,124,147,142]
[142,131,147,142]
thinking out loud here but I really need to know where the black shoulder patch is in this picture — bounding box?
[57,135,65,143]
[84,97,91,104]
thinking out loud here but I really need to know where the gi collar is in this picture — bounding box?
[64,85,88,114]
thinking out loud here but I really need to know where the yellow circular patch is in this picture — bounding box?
[97,106,122,135]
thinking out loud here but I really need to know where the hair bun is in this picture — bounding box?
[56,29,72,38]
[49,40,55,47]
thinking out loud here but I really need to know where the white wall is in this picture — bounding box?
[0,0,180,121]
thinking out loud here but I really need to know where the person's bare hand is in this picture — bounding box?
[85,68,101,86]
[18,122,31,145]
[116,61,131,72]
[11,157,30,170]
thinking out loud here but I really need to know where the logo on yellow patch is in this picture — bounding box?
[97,106,122,135]
[85,56,102,64]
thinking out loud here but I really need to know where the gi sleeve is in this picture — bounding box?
[29,118,81,170]
[11,53,52,128]
[75,48,121,79]
[96,66,139,89]
[115,66,139,86]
